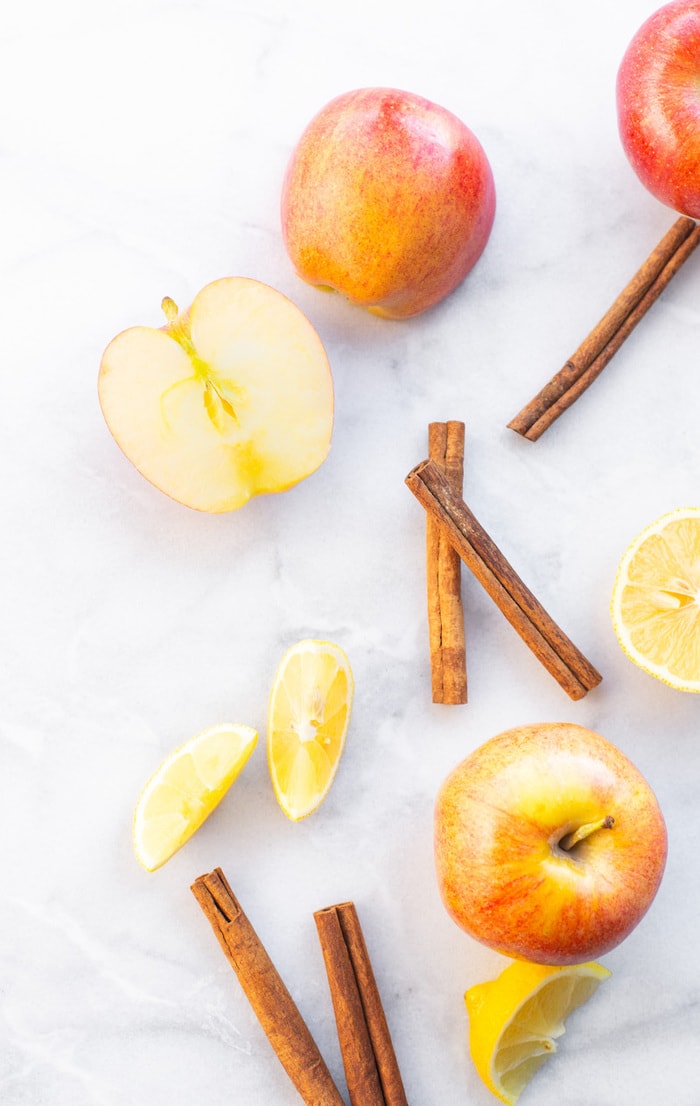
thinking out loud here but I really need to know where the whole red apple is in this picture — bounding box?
[281,87,496,319]
[617,0,700,217]
[434,723,667,965]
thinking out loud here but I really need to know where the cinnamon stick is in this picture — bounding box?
[405,458,602,700]
[191,868,345,1106]
[315,902,409,1106]
[508,214,700,440]
[427,421,467,704]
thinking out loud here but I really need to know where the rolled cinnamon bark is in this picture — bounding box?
[406,458,602,699]
[427,421,467,704]
[314,901,409,1106]
[192,868,345,1106]
[508,215,700,440]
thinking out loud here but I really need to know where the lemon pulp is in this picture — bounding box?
[611,506,700,692]
[133,722,258,871]
[267,639,353,820]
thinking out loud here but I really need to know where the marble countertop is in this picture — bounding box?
[3,1,700,1103]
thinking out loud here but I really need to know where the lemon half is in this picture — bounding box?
[611,506,700,692]
[133,722,258,871]
[465,959,611,1105]
[267,639,353,820]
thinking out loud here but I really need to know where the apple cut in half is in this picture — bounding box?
[98,277,334,512]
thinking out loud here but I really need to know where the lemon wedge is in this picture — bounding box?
[611,506,700,692]
[133,722,258,871]
[267,639,353,820]
[465,959,611,1105]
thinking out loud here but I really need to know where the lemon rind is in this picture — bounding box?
[466,961,611,1106]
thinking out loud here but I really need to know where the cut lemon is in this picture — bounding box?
[267,639,353,820]
[133,722,258,871]
[611,507,700,692]
[465,959,611,1105]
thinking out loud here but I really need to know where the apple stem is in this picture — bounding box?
[161,296,180,323]
[160,297,201,368]
[560,815,615,852]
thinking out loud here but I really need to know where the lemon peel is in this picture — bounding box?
[465,958,611,1105]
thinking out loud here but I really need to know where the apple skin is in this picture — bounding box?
[98,278,334,513]
[281,87,496,319]
[617,0,700,217]
[434,723,667,966]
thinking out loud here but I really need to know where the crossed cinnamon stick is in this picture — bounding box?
[406,457,601,700]
[508,214,700,440]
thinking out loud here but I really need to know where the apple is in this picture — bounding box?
[281,87,496,319]
[98,277,334,512]
[617,0,700,217]
[434,723,667,965]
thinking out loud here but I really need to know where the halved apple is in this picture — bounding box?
[98,277,334,512]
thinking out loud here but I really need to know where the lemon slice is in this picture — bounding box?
[465,959,611,1105]
[267,639,354,820]
[611,507,700,692]
[133,722,258,871]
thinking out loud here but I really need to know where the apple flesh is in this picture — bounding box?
[434,723,667,965]
[617,0,700,217]
[281,87,496,319]
[98,277,334,512]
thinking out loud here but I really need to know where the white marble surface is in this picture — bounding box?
[2,0,700,1103]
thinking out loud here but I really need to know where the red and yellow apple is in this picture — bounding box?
[98,277,334,512]
[281,87,496,319]
[434,723,667,965]
[617,0,700,217]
